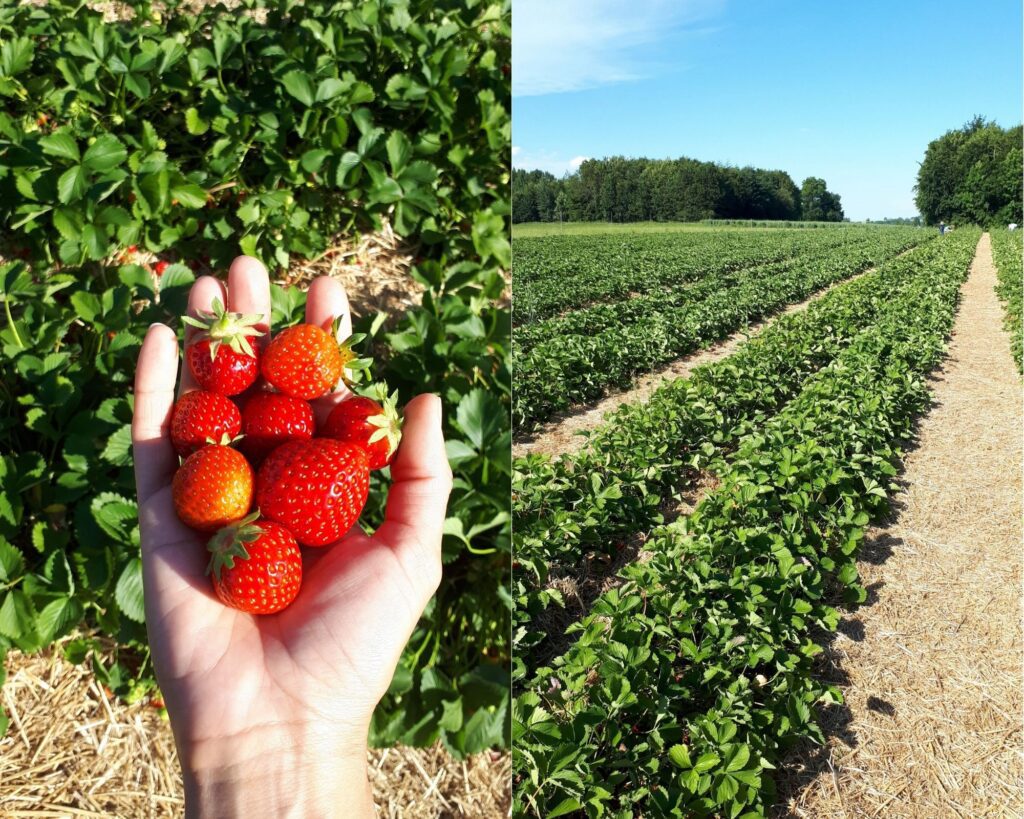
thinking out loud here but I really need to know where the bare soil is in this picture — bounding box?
[777,233,1024,817]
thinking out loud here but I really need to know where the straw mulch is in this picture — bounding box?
[119,219,423,319]
[776,233,1024,817]
[1,636,510,817]
[279,219,423,317]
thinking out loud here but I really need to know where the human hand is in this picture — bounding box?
[131,256,452,818]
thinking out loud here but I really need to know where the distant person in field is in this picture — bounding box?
[939,222,946,235]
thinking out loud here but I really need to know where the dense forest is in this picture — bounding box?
[512,157,845,223]
[915,118,1022,226]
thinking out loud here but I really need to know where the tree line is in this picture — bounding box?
[915,117,1022,226]
[512,157,845,223]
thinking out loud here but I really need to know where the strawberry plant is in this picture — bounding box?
[0,0,510,755]
[513,226,923,324]
[513,227,927,429]
[991,228,1022,372]
[513,229,980,816]
[513,234,964,679]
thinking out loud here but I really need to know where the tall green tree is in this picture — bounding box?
[800,177,844,221]
[512,156,816,223]
[915,117,1023,225]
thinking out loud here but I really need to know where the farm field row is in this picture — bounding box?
[514,225,924,322]
[511,221,865,238]
[514,228,932,431]
[991,228,1023,371]
[512,231,973,680]
[515,230,926,357]
[512,228,981,818]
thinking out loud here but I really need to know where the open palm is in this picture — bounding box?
[131,257,451,815]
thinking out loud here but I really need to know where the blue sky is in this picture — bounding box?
[512,0,1023,221]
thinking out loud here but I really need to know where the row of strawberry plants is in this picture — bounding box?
[514,229,928,431]
[513,228,980,818]
[515,230,838,323]
[514,257,799,357]
[514,226,924,324]
[990,228,1022,372]
[514,229,922,356]
[513,234,948,679]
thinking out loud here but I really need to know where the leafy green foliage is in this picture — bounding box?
[512,159,814,224]
[798,176,844,222]
[513,229,980,816]
[0,0,510,755]
[513,233,960,680]
[514,226,887,324]
[0,0,509,269]
[991,229,1022,372]
[915,117,1023,226]
[514,227,928,430]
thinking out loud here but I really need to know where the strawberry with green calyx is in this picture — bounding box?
[206,513,302,615]
[170,390,242,457]
[256,438,370,547]
[172,445,254,532]
[183,297,264,396]
[322,383,403,470]
[240,392,315,463]
[261,318,371,400]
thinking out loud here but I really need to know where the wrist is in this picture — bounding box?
[180,727,373,819]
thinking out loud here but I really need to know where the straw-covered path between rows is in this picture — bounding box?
[780,232,1023,817]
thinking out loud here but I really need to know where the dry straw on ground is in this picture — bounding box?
[280,219,423,317]
[776,233,1024,817]
[1,637,511,818]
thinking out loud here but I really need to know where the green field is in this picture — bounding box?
[512,220,882,237]
[512,225,981,817]
[513,225,929,430]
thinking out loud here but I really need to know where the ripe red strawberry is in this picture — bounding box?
[206,513,301,615]
[322,387,402,470]
[183,298,264,396]
[240,392,314,463]
[154,260,169,276]
[172,445,253,532]
[170,390,242,457]
[261,324,369,400]
[256,438,370,547]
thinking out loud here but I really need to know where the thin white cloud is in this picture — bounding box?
[511,145,522,156]
[513,0,725,97]
[513,148,587,177]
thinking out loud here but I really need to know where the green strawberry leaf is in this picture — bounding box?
[115,559,145,623]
